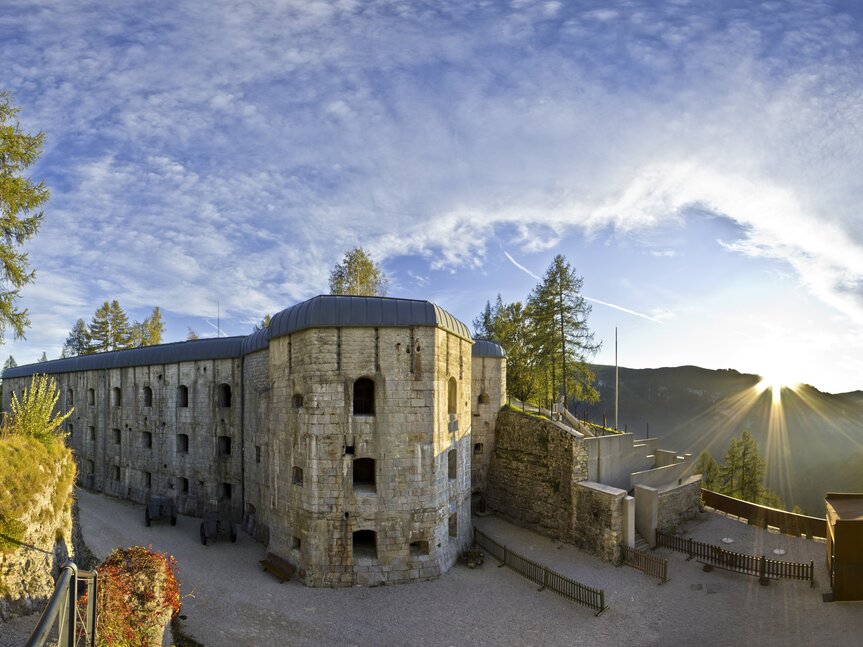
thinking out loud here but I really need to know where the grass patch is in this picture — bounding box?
[0,435,75,554]
[499,403,550,421]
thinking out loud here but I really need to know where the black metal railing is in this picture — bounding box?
[25,562,97,647]
[474,527,607,615]
[655,530,814,587]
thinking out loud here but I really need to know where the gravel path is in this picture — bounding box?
[7,489,861,646]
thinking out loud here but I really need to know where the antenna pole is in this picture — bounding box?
[615,326,619,431]
[217,300,220,338]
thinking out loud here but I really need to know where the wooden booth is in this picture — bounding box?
[825,493,863,601]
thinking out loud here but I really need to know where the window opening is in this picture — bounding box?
[448,449,457,479]
[143,386,153,408]
[177,385,189,408]
[353,378,375,415]
[447,377,457,414]
[292,466,304,486]
[177,434,189,454]
[352,530,377,560]
[217,383,232,408]
[111,387,121,407]
[353,457,376,493]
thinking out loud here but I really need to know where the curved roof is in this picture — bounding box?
[472,339,506,358]
[2,337,245,379]
[268,295,472,342]
[2,295,472,379]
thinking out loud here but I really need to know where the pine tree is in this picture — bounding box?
[254,314,271,332]
[526,255,600,407]
[62,319,91,357]
[89,300,133,352]
[693,450,720,490]
[38,351,48,362]
[329,248,388,296]
[717,429,777,506]
[0,92,49,343]
[472,300,495,340]
[3,355,16,370]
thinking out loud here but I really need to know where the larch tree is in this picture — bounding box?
[329,247,388,296]
[62,318,90,357]
[693,450,720,491]
[526,254,600,407]
[0,91,49,343]
[132,306,165,347]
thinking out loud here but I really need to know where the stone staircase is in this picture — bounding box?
[634,530,650,552]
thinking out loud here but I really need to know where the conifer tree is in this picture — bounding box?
[132,307,165,347]
[329,248,388,296]
[89,300,133,352]
[62,318,90,357]
[3,355,16,370]
[526,255,600,407]
[0,92,49,343]
[693,450,720,490]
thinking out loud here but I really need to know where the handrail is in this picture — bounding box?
[25,561,97,647]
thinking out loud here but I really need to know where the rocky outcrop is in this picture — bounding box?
[0,438,77,621]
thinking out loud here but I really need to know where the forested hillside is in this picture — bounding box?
[584,365,863,515]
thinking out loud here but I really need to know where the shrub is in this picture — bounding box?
[82,546,181,646]
[1,374,72,444]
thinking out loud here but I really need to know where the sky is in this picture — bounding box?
[2,0,863,394]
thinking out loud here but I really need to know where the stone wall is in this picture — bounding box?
[469,355,506,497]
[572,481,626,562]
[242,349,270,542]
[657,476,702,532]
[486,410,587,542]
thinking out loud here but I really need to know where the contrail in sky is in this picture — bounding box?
[584,296,664,324]
[503,250,541,279]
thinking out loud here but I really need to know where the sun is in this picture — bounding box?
[756,373,799,403]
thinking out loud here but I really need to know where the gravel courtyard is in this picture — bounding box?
[7,488,863,646]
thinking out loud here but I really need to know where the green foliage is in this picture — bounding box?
[1,374,73,444]
[329,247,388,296]
[86,545,182,646]
[693,450,720,490]
[131,306,165,347]
[527,255,600,406]
[186,327,200,341]
[713,429,783,508]
[88,300,133,352]
[473,254,600,408]
[254,313,271,332]
[3,354,16,369]
[0,434,74,554]
[62,318,90,357]
[0,91,49,342]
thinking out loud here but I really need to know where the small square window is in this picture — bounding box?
[220,482,232,500]
[178,477,189,494]
[218,435,232,456]
[409,540,429,556]
[473,443,483,455]
[345,445,355,455]
[177,434,189,454]
[142,431,152,448]
[112,428,121,445]
[291,536,301,550]
[292,466,303,486]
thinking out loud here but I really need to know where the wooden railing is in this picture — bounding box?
[618,543,668,584]
[701,489,826,539]
[655,530,814,587]
[474,527,607,615]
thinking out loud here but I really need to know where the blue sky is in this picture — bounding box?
[3,0,863,393]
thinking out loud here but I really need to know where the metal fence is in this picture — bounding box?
[655,530,814,587]
[25,562,98,647]
[618,543,669,584]
[474,527,607,615]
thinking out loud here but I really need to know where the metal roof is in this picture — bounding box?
[2,337,246,379]
[471,339,506,358]
[268,295,472,342]
[2,295,472,379]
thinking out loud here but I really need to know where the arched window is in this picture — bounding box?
[352,529,377,560]
[447,377,457,414]
[353,378,374,415]
[448,449,457,480]
[217,383,231,408]
[66,388,74,406]
[87,388,95,406]
[143,386,153,408]
[292,393,303,408]
[111,387,122,407]
[353,457,376,493]
[177,385,189,408]
[478,392,490,405]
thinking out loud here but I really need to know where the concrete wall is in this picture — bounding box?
[585,433,653,490]
[631,460,692,490]
[635,485,659,548]
[469,355,506,497]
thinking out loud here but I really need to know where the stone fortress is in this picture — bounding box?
[2,294,698,587]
